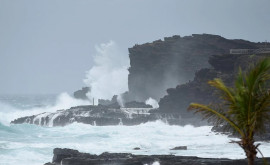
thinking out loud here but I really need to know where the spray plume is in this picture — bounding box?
[145,97,159,108]
[84,41,129,104]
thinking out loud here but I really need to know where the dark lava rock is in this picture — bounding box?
[170,146,187,150]
[53,148,80,164]
[127,34,260,102]
[98,95,118,106]
[158,52,270,135]
[125,101,152,108]
[10,104,159,126]
[105,102,121,109]
[11,104,190,126]
[45,148,270,165]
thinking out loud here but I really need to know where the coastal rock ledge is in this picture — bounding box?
[44,148,270,165]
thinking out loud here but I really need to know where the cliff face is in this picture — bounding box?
[127,34,258,102]
[158,53,270,118]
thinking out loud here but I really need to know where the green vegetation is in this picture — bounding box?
[188,58,270,165]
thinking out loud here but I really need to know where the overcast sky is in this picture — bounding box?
[0,0,270,95]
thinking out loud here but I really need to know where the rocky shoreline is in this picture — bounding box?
[11,104,207,127]
[11,35,270,128]
[45,148,270,165]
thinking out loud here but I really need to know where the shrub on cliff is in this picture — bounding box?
[188,58,270,165]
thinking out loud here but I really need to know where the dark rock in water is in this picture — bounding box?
[133,147,141,150]
[53,148,80,164]
[10,105,157,126]
[170,146,187,150]
[73,87,90,100]
[125,101,152,108]
[10,103,203,127]
[45,148,270,165]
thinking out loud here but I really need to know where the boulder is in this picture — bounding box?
[170,146,187,150]
[53,148,80,164]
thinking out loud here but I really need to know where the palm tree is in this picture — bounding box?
[188,58,270,165]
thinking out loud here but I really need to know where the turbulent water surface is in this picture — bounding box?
[0,94,270,165]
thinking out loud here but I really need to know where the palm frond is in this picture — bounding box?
[250,90,270,136]
[188,103,244,137]
[208,78,235,104]
[246,59,270,94]
[187,58,270,163]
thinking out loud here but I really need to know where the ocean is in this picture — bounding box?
[0,93,269,165]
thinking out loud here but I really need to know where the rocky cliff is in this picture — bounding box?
[127,34,259,102]
[157,52,270,140]
[158,53,270,116]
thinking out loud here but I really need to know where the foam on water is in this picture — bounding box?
[0,95,270,165]
[145,97,159,109]
[0,93,90,125]
[1,121,270,165]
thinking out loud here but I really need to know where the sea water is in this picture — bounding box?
[0,94,269,165]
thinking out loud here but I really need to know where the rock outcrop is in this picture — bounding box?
[11,104,200,126]
[158,53,270,139]
[98,95,118,106]
[124,101,152,108]
[127,34,259,102]
[44,148,270,165]
[159,53,269,116]
[11,105,155,126]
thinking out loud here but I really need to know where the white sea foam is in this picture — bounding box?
[0,93,90,125]
[145,97,159,108]
[1,121,270,165]
[1,95,270,165]
[33,112,50,125]
[151,161,160,165]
